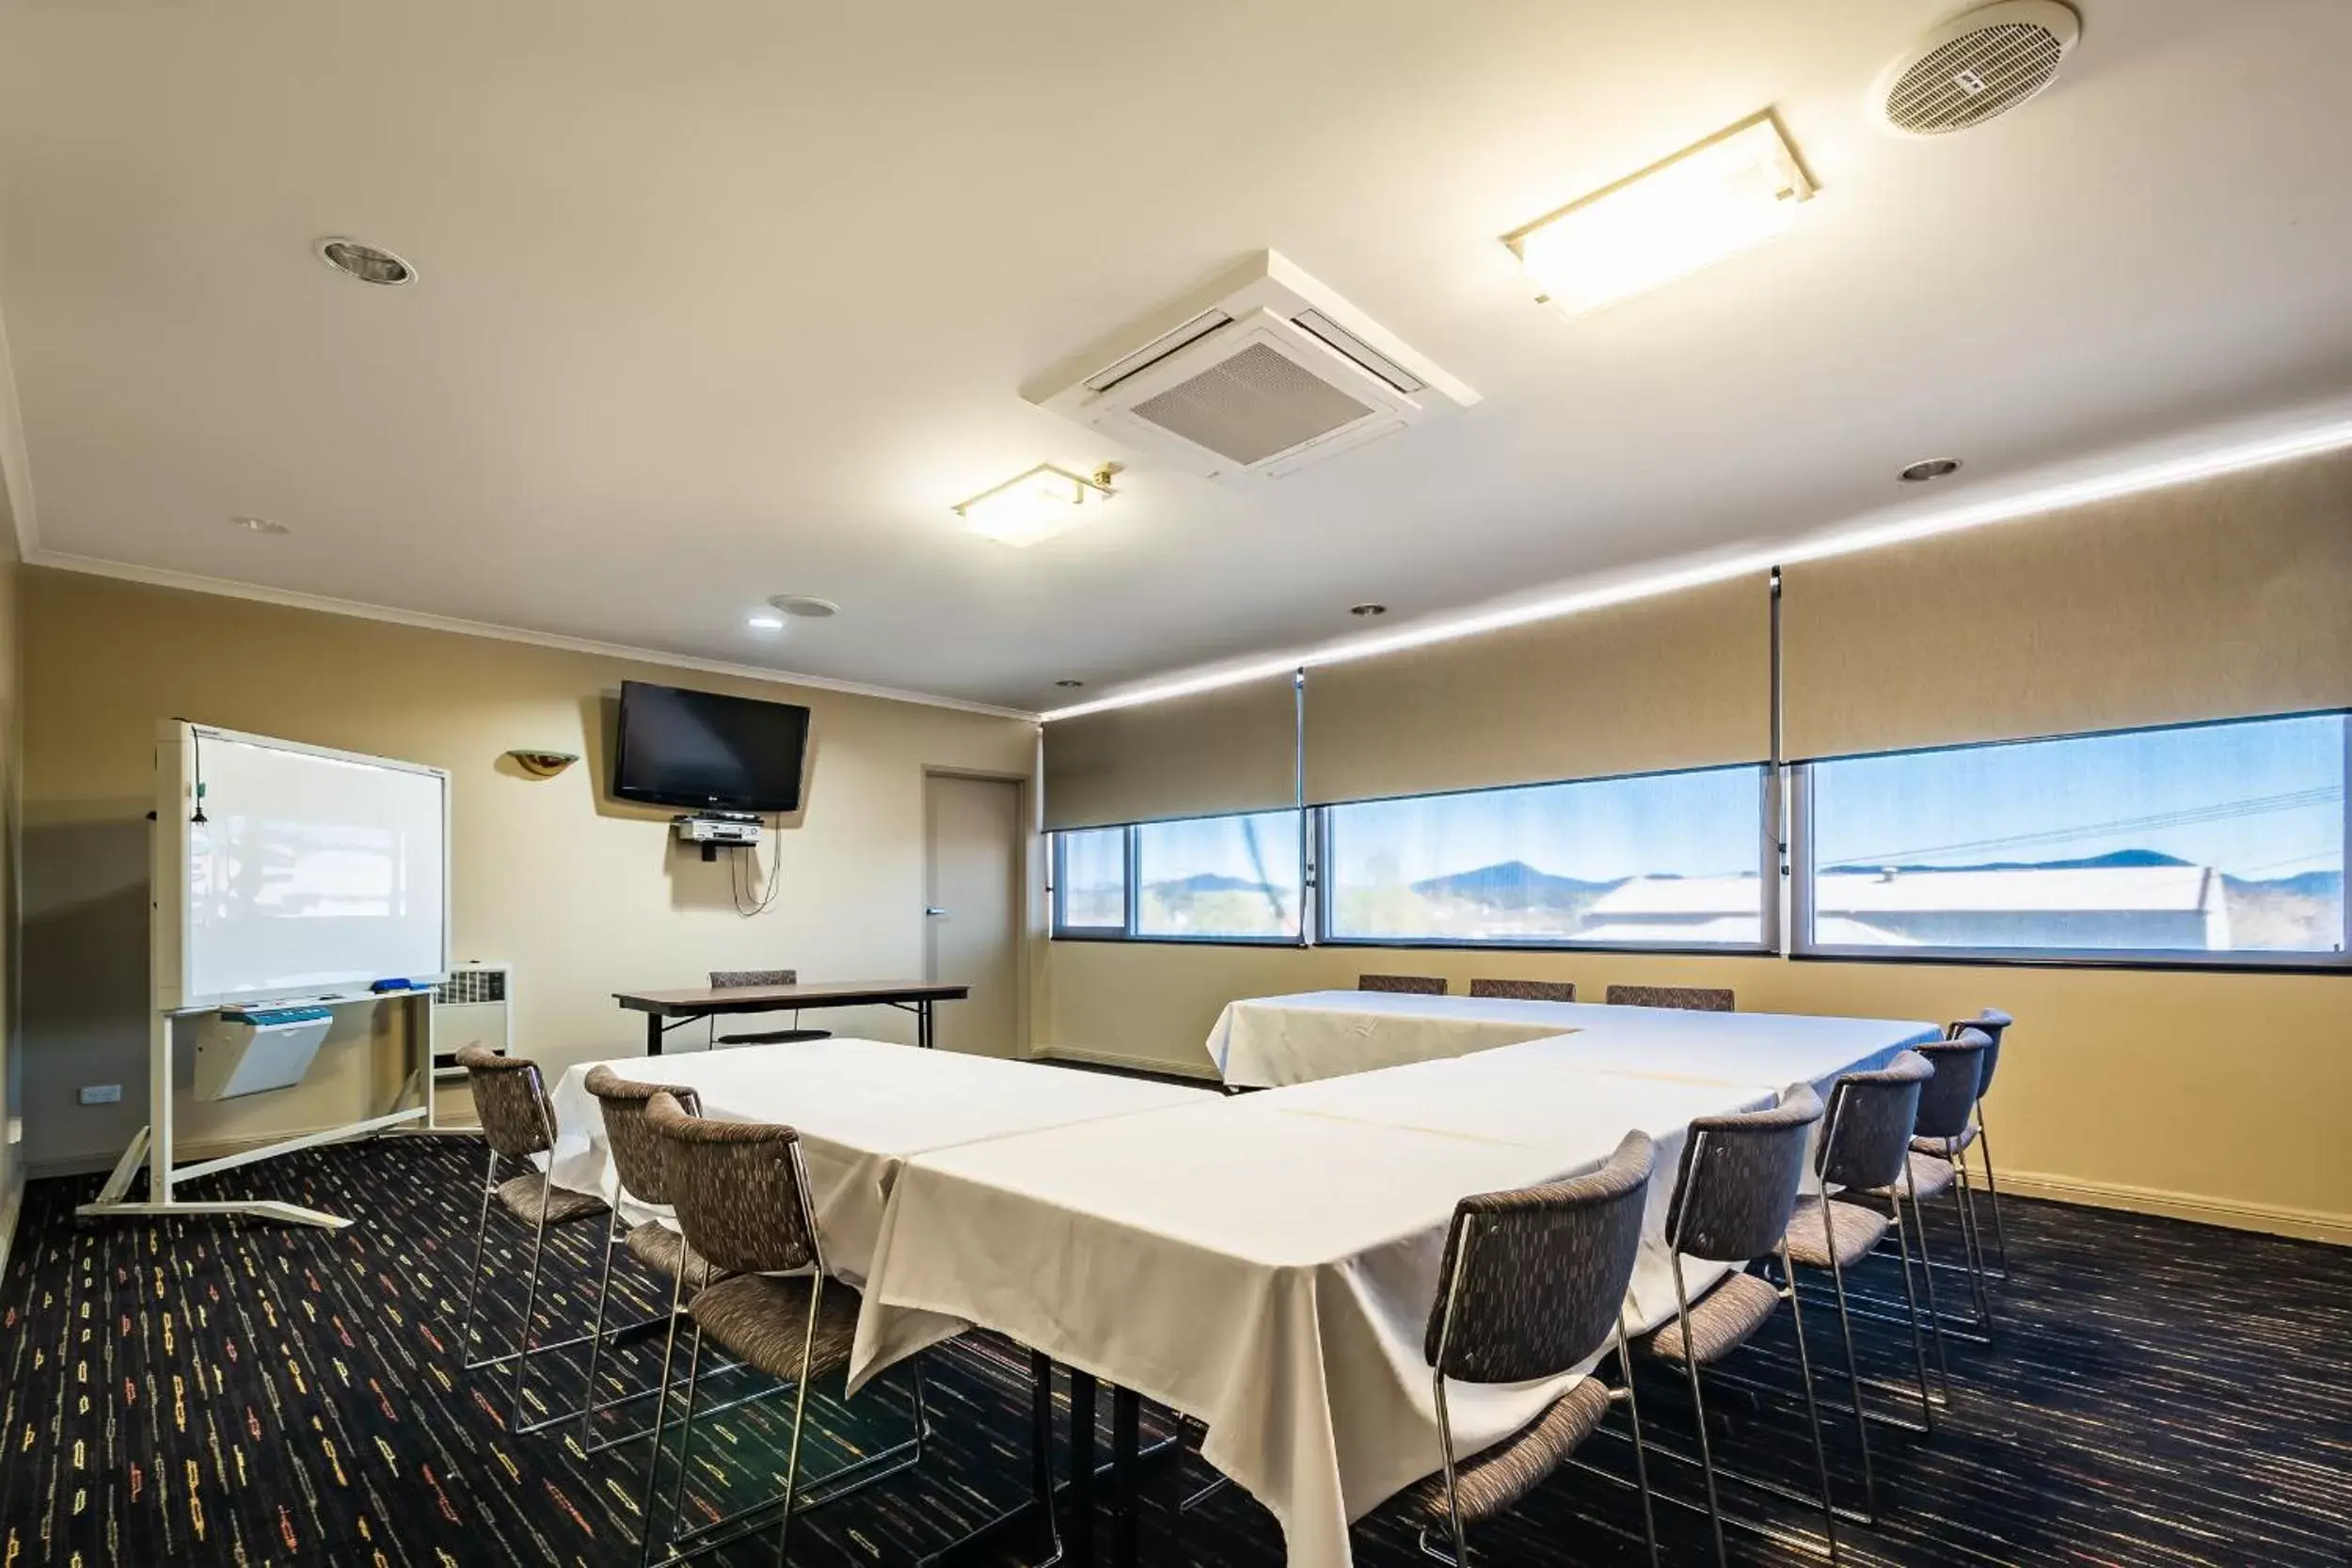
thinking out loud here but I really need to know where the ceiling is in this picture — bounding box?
[2,0,2349,714]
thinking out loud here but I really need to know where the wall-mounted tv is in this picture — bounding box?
[612,680,812,814]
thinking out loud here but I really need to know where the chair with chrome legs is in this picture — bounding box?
[1903,1030,1994,1345]
[707,969,833,1049]
[1637,1085,1837,1568]
[1921,1008,2013,1279]
[1604,985,1734,1012]
[574,1067,729,1451]
[452,1044,612,1432]
[1399,1131,1661,1568]
[1360,974,1448,995]
[638,1091,930,1567]
[1777,1051,1939,1526]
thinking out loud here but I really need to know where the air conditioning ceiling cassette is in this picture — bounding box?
[1027,251,1478,484]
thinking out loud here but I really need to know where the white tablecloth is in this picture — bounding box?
[1206,990,1589,1086]
[545,1038,1211,1284]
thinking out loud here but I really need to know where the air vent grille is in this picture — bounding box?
[1127,341,1375,467]
[1292,309,1427,395]
[1881,6,2075,135]
[435,967,507,1005]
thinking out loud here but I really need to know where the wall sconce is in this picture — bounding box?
[505,750,580,779]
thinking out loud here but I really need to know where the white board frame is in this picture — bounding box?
[79,722,453,1229]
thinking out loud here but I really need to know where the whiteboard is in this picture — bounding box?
[156,723,450,1007]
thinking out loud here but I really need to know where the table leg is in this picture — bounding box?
[646,1011,666,1057]
[1070,1370,1097,1568]
[917,1350,1063,1568]
[920,997,934,1049]
[1111,1385,1139,1568]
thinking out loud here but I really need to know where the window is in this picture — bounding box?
[1053,827,1127,933]
[1051,811,1305,942]
[1136,811,1304,940]
[1796,712,2349,963]
[1320,765,1771,948]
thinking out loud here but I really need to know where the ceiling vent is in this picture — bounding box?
[1026,251,1478,484]
[1874,1,2081,136]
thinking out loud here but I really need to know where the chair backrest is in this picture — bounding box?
[457,1044,557,1162]
[1468,977,1577,1003]
[1665,1085,1822,1263]
[1818,1052,1933,1192]
[1606,984,1734,1012]
[711,969,796,990]
[645,1092,821,1275]
[1359,974,1447,995]
[1914,1030,1989,1143]
[1946,1007,2013,1093]
[583,1066,704,1207]
[1424,1132,1656,1385]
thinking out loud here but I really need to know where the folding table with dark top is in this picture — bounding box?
[613,978,971,1055]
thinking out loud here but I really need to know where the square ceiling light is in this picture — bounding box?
[953,464,1115,546]
[1503,111,1816,317]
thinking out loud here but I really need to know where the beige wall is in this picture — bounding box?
[0,535,18,1227]
[19,567,1037,1173]
[1040,941,2352,1243]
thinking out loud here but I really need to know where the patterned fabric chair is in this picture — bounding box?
[452,1045,611,1431]
[1359,974,1448,995]
[1605,984,1734,1012]
[637,1093,928,1566]
[1894,1030,1994,1342]
[1643,1085,1836,1567]
[575,1068,726,1452]
[1399,1132,1660,1568]
[1918,1008,2014,1277]
[1467,977,1577,1003]
[1780,1051,1938,1521]
[708,968,834,1049]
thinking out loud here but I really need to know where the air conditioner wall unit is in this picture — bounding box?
[432,961,512,1081]
[1027,251,1478,485]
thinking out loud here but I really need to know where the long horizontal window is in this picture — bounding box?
[1795,712,2349,964]
[1051,810,1304,942]
[1320,765,1770,948]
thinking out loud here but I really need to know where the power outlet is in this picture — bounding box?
[78,1084,124,1106]
[5,1116,20,1147]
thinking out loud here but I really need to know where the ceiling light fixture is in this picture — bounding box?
[953,464,1118,547]
[767,594,839,619]
[1041,413,2352,721]
[1349,603,1388,617]
[233,515,291,534]
[1503,111,1816,317]
[1055,679,1086,689]
[1899,458,1963,483]
[315,237,417,286]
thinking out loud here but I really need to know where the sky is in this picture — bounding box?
[1067,712,2347,893]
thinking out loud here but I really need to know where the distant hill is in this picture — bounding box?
[1409,860,1622,911]
[2230,868,2344,899]
[1821,848,2199,876]
[1149,872,1270,896]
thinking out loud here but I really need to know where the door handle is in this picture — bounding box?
[924,907,947,917]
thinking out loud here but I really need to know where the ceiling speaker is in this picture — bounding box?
[1874,1,2081,136]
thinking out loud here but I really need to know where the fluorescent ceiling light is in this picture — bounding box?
[953,464,1115,547]
[1504,112,1816,317]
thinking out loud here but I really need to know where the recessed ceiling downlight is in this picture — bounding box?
[766,594,840,619]
[1055,679,1085,689]
[316,237,417,286]
[1899,458,1963,483]
[1350,603,1388,618]
[233,515,291,534]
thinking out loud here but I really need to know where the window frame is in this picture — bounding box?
[1788,712,2352,973]
[1047,825,1131,940]
[1050,812,1311,947]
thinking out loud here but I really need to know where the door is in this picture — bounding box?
[923,773,1023,1055]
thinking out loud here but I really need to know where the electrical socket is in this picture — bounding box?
[78,1084,124,1106]
[5,1116,20,1147]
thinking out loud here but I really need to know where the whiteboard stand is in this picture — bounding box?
[76,722,453,1230]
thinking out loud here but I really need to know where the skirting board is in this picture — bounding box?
[1999,1168,2351,1247]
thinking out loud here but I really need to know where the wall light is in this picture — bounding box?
[953,464,1117,547]
[1503,111,1816,317]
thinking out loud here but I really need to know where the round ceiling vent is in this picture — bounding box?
[1873,1,2081,136]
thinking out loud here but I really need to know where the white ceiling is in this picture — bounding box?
[3,0,2350,713]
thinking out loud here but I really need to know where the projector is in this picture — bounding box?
[675,814,762,857]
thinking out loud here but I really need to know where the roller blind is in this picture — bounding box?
[1302,575,1772,804]
[1781,448,2352,760]
[1041,673,1299,831]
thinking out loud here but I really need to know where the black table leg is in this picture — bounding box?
[646,1011,667,1057]
[918,1349,1064,1567]
[920,997,934,1049]
[1111,1386,1139,1568]
[1070,1370,1096,1568]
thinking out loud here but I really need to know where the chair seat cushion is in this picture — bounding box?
[495,1174,608,1227]
[625,1221,726,1289]
[1645,1271,1780,1366]
[1399,1377,1613,1525]
[1783,1198,1890,1269]
[1911,1127,1978,1156]
[687,1273,864,1384]
[1856,1152,1957,1203]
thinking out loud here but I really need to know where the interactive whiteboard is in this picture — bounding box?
[154,722,450,1008]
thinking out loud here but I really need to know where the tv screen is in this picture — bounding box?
[612,680,812,814]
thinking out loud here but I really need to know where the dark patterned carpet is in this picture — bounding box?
[2,1134,2347,1567]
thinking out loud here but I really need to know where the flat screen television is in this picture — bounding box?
[612,680,812,814]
